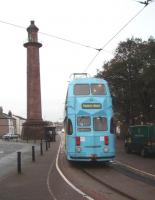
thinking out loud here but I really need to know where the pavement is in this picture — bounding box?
[0,139,59,200]
[116,138,155,177]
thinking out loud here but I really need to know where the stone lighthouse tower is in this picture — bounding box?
[22,21,46,139]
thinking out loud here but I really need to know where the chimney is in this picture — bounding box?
[22,21,47,139]
[24,20,42,121]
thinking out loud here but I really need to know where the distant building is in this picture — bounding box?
[0,107,26,138]
[0,107,16,138]
[13,115,26,136]
[44,121,63,133]
[54,122,63,131]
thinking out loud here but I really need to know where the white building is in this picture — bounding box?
[13,115,26,136]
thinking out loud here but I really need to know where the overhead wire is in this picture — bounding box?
[0,19,25,30]
[0,1,152,73]
[39,31,98,50]
[83,3,150,73]
[0,19,98,51]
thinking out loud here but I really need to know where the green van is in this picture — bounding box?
[124,125,155,157]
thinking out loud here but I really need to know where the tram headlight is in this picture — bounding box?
[104,146,109,153]
[76,146,81,152]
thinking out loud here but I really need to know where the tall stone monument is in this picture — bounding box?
[22,21,46,139]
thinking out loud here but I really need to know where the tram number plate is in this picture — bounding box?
[82,103,102,109]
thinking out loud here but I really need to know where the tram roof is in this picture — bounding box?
[69,77,107,85]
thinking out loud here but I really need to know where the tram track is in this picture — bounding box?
[57,134,155,200]
[77,160,155,200]
[58,134,155,200]
[114,160,155,184]
[80,166,136,200]
[113,160,155,187]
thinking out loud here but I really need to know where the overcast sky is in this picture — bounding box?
[0,0,154,122]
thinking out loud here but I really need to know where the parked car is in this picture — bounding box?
[124,125,155,157]
[2,133,19,140]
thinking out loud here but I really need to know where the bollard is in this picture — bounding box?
[48,140,50,148]
[46,140,48,151]
[32,146,35,162]
[40,142,43,155]
[54,133,56,142]
[17,151,21,174]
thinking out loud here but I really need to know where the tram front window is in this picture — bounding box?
[91,84,106,95]
[77,116,91,126]
[74,84,90,95]
[93,117,107,131]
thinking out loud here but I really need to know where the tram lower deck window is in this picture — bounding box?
[93,117,107,131]
[77,116,91,126]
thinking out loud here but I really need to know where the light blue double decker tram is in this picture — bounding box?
[64,73,115,161]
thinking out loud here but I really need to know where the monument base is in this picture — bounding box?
[22,120,48,140]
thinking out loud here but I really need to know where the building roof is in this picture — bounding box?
[13,115,26,120]
[0,113,12,119]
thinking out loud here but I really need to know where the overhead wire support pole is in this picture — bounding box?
[84,3,150,73]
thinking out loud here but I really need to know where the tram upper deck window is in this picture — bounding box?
[74,84,90,95]
[91,84,106,95]
[93,117,107,131]
[77,116,91,126]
